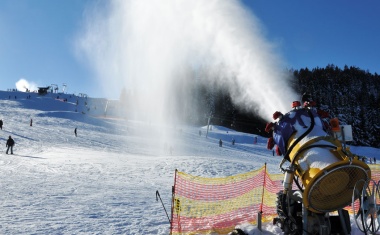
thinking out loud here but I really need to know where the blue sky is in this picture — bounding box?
[0,0,379,98]
[243,1,380,73]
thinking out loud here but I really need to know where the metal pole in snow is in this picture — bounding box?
[156,190,170,223]
[206,116,211,138]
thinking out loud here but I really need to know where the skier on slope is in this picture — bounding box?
[6,136,15,155]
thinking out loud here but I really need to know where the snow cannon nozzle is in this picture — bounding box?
[265,122,274,133]
[330,118,340,132]
[266,137,274,150]
[272,111,283,120]
[292,101,301,109]
[275,146,282,156]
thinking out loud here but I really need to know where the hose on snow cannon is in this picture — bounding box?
[266,98,371,214]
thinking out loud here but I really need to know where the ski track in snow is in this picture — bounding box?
[0,91,379,234]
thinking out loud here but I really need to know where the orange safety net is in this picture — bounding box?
[170,164,380,235]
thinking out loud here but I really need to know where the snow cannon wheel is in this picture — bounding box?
[352,179,380,234]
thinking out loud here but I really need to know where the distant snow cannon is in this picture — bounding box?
[266,95,371,235]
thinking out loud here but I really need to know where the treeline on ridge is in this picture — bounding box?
[182,64,380,148]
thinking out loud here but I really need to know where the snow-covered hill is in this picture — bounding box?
[0,90,378,234]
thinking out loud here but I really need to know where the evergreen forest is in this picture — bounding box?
[185,65,380,148]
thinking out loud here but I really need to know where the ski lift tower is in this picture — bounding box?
[78,93,87,98]
[51,84,58,93]
[62,83,67,93]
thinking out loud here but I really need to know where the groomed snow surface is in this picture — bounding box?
[0,91,378,234]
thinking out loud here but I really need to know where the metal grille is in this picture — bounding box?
[307,165,369,213]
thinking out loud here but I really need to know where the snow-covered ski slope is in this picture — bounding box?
[0,90,379,234]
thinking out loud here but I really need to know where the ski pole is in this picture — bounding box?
[156,190,171,223]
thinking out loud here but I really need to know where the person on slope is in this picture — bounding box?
[6,136,15,155]
[0,119,3,130]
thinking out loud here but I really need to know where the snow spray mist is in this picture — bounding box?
[77,0,297,140]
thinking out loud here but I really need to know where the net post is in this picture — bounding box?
[258,163,267,231]
[170,169,178,235]
[257,211,262,232]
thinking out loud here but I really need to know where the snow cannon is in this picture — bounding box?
[267,97,371,235]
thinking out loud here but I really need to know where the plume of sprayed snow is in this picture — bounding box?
[76,0,298,127]
[15,78,38,92]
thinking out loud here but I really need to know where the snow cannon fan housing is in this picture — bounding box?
[267,102,370,213]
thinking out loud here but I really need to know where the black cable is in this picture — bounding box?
[284,108,315,162]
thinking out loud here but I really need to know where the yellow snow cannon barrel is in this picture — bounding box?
[288,135,370,213]
[272,107,371,213]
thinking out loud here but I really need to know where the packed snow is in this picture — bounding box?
[0,90,378,234]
